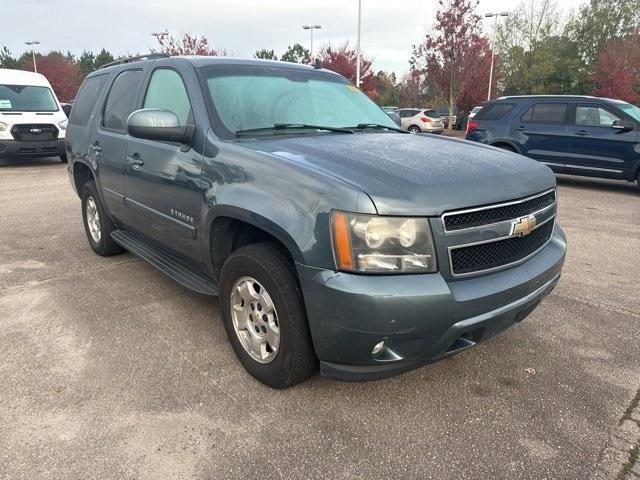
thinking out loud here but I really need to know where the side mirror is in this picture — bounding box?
[611,119,634,130]
[127,108,194,144]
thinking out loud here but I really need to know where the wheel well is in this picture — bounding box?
[491,142,517,152]
[73,162,94,195]
[210,217,293,279]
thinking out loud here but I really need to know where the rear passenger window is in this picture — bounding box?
[143,69,192,126]
[102,69,142,132]
[69,74,108,126]
[521,103,567,124]
[474,103,514,120]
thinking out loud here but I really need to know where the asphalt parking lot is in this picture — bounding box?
[1,157,639,479]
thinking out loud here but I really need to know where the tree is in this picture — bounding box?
[374,71,400,106]
[280,44,310,64]
[21,52,81,102]
[254,49,277,60]
[590,32,640,103]
[397,72,429,107]
[566,0,640,66]
[411,0,492,126]
[317,43,376,96]
[155,33,221,56]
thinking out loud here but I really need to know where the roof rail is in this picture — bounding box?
[99,53,169,69]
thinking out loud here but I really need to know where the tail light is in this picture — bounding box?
[420,117,431,123]
[466,121,479,135]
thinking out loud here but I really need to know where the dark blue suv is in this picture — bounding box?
[466,96,640,185]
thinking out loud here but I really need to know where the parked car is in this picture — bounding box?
[0,68,68,162]
[397,108,444,133]
[66,55,566,388]
[468,105,483,121]
[381,106,401,126]
[436,107,458,129]
[466,95,640,185]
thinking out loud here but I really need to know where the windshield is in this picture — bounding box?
[200,64,396,137]
[618,102,640,122]
[0,84,58,112]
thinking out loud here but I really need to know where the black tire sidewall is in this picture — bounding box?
[220,244,315,388]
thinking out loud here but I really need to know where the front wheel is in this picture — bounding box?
[220,243,317,388]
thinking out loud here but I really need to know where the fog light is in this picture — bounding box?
[372,340,385,355]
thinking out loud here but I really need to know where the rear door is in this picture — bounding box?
[564,103,636,177]
[511,102,569,169]
[123,64,204,264]
[93,68,144,222]
[399,109,419,129]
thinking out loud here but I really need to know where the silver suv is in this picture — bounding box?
[397,108,444,134]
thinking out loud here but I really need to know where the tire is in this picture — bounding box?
[220,242,317,388]
[60,153,68,163]
[494,143,516,152]
[81,180,124,256]
[408,125,421,134]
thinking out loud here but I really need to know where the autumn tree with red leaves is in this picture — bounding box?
[155,33,221,56]
[410,0,492,127]
[590,31,640,103]
[21,52,81,102]
[318,43,376,97]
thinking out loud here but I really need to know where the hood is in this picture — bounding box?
[241,132,555,216]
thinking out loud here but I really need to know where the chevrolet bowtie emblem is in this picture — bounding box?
[510,215,537,237]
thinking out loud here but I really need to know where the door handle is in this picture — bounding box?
[127,154,144,167]
[89,144,102,154]
[574,130,589,136]
[514,125,526,131]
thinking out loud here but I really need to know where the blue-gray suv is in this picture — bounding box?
[66,55,566,388]
[466,95,640,185]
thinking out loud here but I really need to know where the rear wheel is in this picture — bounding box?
[220,242,317,388]
[60,152,68,163]
[493,143,516,152]
[408,125,421,134]
[81,180,124,256]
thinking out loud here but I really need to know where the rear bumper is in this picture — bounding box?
[296,224,566,382]
[0,138,65,159]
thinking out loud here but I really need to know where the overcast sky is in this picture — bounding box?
[5,0,586,75]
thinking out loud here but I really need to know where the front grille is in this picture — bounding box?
[450,220,554,275]
[10,124,58,142]
[443,190,555,231]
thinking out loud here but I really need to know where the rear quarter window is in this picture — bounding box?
[69,74,108,126]
[474,103,515,121]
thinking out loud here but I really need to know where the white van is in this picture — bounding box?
[0,69,68,162]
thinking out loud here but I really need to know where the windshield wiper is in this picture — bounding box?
[235,123,354,136]
[351,123,406,133]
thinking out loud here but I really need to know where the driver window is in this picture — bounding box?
[143,69,192,126]
[575,106,621,127]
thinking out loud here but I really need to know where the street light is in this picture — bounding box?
[484,12,508,101]
[24,41,40,73]
[151,31,169,44]
[302,24,321,59]
[356,0,362,87]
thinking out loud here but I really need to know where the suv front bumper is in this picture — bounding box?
[296,224,566,382]
[0,138,65,160]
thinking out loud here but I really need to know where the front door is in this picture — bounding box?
[511,102,569,169]
[565,103,637,177]
[123,67,203,264]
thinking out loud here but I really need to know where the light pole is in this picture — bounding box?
[151,30,169,47]
[24,41,40,73]
[302,25,321,59]
[356,0,362,87]
[484,12,508,101]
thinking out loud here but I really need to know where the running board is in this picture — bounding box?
[111,230,218,296]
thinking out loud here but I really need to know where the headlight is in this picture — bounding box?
[58,119,68,130]
[0,122,8,132]
[331,212,437,273]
